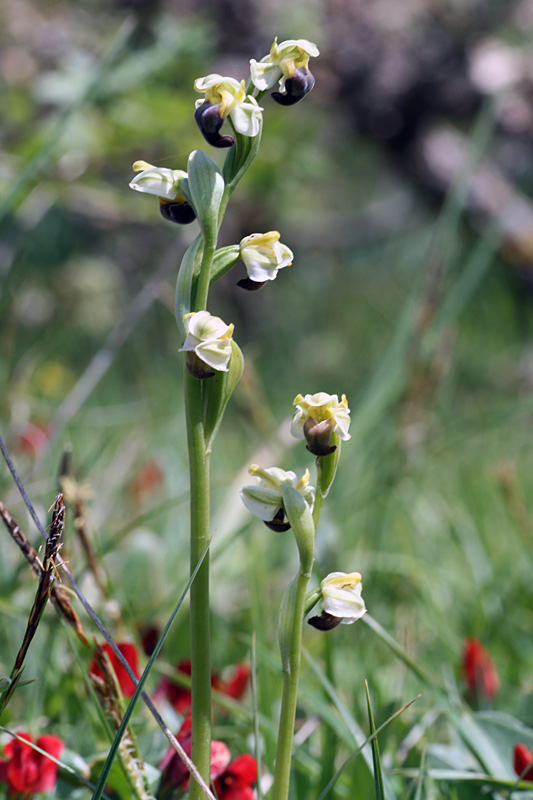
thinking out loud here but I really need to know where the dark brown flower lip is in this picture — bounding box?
[308,611,342,631]
[272,68,315,106]
[159,199,196,225]
[194,101,235,148]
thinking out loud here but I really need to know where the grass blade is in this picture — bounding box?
[365,680,385,800]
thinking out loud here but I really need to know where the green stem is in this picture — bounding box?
[184,368,212,800]
[194,240,216,312]
[272,566,312,800]
[318,635,336,792]
[312,458,327,532]
[312,492,325,533]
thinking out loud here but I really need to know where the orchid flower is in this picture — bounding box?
[309,572,366,630]
[240,464,314,531]
[237,231,293,290]
[179,310,234,378]
[129,160,195,223]
[194,74,263,148]
[291,392,351,456]
[250,38,319,105]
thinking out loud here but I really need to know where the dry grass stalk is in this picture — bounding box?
[1,495,65,711]
[0,497,88,647]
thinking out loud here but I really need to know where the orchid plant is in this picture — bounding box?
[129,37,365,800]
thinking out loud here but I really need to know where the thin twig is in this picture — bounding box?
[1,495,64,712]
[0,500,88,646]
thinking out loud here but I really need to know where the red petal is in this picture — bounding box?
[214,754,258,798]
[210,740,231,781]
[222,665,251,700]
[462,638,499,701]
[7,736,38,793]
[226,754,258,784]
[0,733,63,794]
[89,642,141,698]
[30,736,64,792]
[515,743,533,780]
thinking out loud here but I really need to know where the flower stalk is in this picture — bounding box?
[271,484,315,800]
[184,368,212,800]
[272,567,312,800]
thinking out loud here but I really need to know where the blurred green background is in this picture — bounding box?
[2,0,533,796]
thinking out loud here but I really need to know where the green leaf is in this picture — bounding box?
[365,680,385,800]
[317,434,341,498]
[209,245,241,286]
[175,235,202,340]
[281,485,315,577]
[203,339,244,454]
[187,149,225,246]
[89,758,133,800]
[222,116,263,191]
[278,576,297,674]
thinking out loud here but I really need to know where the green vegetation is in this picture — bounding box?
[1,3,533,798]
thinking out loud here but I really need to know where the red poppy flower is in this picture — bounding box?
[14,423,51,459]
[130,461,164,503]
[0,732,64,796]
[515,743,533,781]
[462,638,499,701]
[155,661,250,713]
[213,664,251,701]
[89,642,141,698]
[214,754,258,800]
[158,720,231,792]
